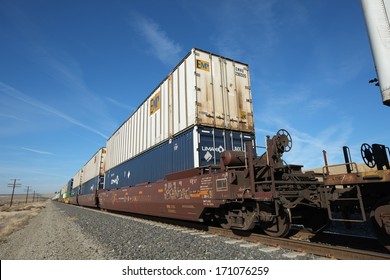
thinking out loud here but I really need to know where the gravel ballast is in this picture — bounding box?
[0,200,320,260]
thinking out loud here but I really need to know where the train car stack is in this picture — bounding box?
[54,48,390,252]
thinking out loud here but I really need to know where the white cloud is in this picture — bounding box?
[130,13,183,66]
[252,82,353,169]
[105,96,136,111]
[281,120,354,169]
[36,46,89,93]
[209,0,292,59]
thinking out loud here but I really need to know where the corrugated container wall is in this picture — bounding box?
[79,147,106,195]
[82,148,106,183]
[106,48,254,172]
[72,169,83,189]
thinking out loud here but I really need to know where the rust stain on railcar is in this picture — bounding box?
[111,193,117,205]
[324,169,390,185]
[77,193,98,208]
[97,169,231,222]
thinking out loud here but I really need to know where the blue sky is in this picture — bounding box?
[0,0,388,195]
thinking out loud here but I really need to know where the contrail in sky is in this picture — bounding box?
[21,147,54,155]
[0,81,108,139]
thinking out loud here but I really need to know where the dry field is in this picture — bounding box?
[0,194,51,241]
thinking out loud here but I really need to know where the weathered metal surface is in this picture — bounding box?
[69,195,78,205]
[221,151,246,167]
[323,168,390,185]
[77,192,98,208]
[98,171,228,221]
[99,130,326,235]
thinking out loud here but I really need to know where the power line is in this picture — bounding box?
[7,179,21,207]
[25,186,32,203]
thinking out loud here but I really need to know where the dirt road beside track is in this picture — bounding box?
[0,201,107,259]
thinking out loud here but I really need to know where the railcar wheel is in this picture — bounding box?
[219,216,232,229]
[216,208,232,229]
[218,209,256,230]
[261,208,291,237]
[370,199,390,251]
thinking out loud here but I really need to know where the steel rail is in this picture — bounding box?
[207,226,390,260]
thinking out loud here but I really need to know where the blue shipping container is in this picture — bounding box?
[104,125,255,190]
[80,176,100,195]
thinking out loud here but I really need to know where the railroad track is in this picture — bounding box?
[207,227,390,260]
[76,204,390,260]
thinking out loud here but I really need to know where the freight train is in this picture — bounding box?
[54,48,390,251]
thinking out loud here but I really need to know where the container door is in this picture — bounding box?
[194,51,215,127]
[211,55,227,128]
[168,74,174,138]
[197,127,227,167]
[194,49,254,133]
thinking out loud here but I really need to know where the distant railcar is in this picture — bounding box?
[69,148,106,207]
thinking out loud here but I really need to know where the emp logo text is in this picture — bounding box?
[150,91,161,115]
[196,59,210,71]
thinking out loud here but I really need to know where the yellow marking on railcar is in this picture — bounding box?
[199,190,209,195]
[190,190,209,198]
[150,91,161,115]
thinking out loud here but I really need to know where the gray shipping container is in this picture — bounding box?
[106,48,254,172]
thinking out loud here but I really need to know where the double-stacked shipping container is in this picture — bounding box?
[104,48,255,190]
[69,169,82,205]
[70,148,106,206]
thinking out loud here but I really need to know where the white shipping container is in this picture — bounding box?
[106,48,254,171]
[82,148,106,183]
[60,184,67,197]
[72,169,83,189]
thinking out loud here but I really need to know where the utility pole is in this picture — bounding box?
[25,186,32,203]
[32,191,36,202]
[7,179,21,207]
